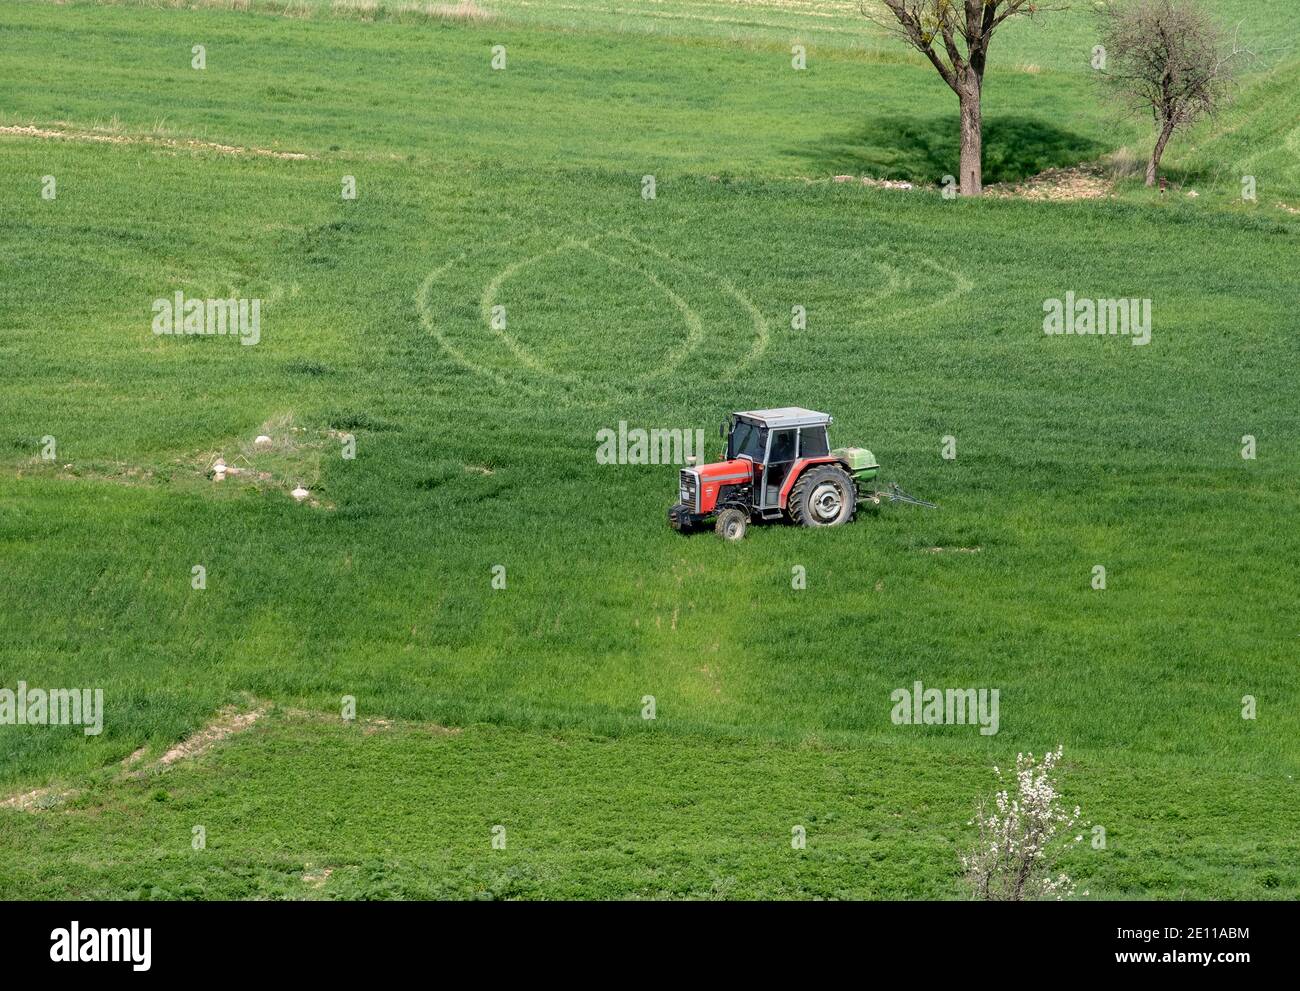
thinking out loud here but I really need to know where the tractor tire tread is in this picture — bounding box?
[788,465,857,527]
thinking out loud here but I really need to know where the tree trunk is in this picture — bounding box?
[959,82,983,197]
[1146,120,1176,187]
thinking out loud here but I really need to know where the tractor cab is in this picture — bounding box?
[670,407,882,540]
[724,408,833,513]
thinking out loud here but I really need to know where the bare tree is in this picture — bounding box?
[1097,0,1251,187]
[863,1,1058,196]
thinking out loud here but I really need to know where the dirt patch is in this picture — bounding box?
[0,786,75,812]
[0,124,310,160]
[120,746,149,768]
[203,412,338,508]
[925,546,982,554]
[158,705,267,767]
[16,412,337,508]
[4,702,461,813]
[987,165,1113,202]
[812,167,1113,201]
[280,704,461,735]
[860,176,915,191]
[358,715,461,736]
[829,174,917,191]
[17,459,158,487]
[302,865,335,888]
[4,746,145,813]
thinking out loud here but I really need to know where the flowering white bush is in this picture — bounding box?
[962,745,1088,901]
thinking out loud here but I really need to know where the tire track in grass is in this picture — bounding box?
[478,240,589,387]
[477,235,707,387]
[418,228,768,400]
[578,237,706,381]
[419,229,970,399]
[416,248,555,403]
[421,233,635,405]
[606,230,771,380]
[874,253,975,329]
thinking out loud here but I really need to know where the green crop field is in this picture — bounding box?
[1,0,1297,901]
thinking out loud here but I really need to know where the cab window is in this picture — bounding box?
[729,421,766,460]
[799,426,829,458]
[768,429,797,463]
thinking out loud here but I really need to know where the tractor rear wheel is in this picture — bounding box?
[715,508,748,541]
[788,465,857,527]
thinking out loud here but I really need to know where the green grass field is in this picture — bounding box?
[1,0,1297,900]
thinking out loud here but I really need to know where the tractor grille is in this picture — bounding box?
[679,469,699,513]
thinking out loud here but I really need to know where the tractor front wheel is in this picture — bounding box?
[788,465,857,527]
[715,508,748,542]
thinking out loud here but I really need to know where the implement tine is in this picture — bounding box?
[887,482,938,509]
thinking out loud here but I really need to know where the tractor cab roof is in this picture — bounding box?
[732,407,831,429]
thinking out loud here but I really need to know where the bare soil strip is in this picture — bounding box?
[0,124,310,160]
[2,702,459,812]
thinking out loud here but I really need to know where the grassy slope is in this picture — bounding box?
[0,0,1297,898]
[8,1,1300,200]
[3,711,1294,900]
[75,1,1300,65]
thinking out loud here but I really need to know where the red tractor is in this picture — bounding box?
[668,407,932,541]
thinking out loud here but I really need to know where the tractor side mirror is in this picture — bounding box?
[719,421,727,439]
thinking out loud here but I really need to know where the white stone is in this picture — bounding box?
[291,486,309,501]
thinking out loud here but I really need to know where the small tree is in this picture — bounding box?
[962,746,1088,901]
[1097,0,1251,187]
[864,1,1060,196]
